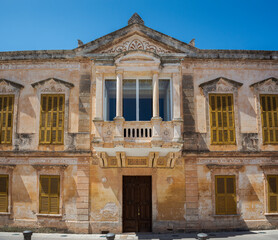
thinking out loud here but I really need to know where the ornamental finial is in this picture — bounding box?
[128,13,144,25]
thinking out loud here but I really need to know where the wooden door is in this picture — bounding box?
[123,176,152,232]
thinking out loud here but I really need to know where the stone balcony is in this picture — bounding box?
[92,119,183,168]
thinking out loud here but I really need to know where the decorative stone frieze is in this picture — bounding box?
[96,151,180,168]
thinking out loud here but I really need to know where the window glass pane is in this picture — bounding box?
[159,80,171,121]
[123,80,136,121]
[139,80,152,121]
[105,80,116,121]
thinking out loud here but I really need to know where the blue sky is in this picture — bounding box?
[0,0,277,52]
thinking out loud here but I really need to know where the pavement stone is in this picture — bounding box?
[0,230,278,240]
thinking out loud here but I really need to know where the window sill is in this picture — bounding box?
[0,212,11,215]
[36,213,62,218]
[264,213,278,216]
[212,214,240,217]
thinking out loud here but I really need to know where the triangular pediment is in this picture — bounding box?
[75,22,197,57]
[250,77,278,92]
[31,78,74,93]
[0,79,24,93]
[199,77,243,95]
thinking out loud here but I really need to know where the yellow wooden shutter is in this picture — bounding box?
[39,176,50,213]
[0,96,14,144]
[268,175,278,213]
[39,175,60,214]
[215,176,236,215]
[209,94,235,144]
[49,177,59,214]
[0,175,8,212]
[261,95,278,144]
[40,95,64,144]
[216,177,226,214]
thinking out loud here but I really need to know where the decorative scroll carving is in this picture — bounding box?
[166,152,181,168]
[101,38,172,54]
[150,152,159,167]
[96,152,108,168]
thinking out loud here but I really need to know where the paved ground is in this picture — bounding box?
[1,230,278,240]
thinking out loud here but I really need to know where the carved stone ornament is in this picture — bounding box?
[101,38,172,54]
[31,78,74,93]
[0,79,24,93]
[199,77,243,95]
[96,151,180,168]
[250,77,278,93]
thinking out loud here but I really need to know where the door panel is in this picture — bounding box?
[123,176,152,232]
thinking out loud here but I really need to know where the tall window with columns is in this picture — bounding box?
[104,75,172,121]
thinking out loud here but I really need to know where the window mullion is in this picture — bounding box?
[136,78,139,121]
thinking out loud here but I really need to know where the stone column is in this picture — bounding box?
[172,72,183,142]
[93,72,104,143]
[116,72,123,118]
[94,72,103,120]
[151,72,162,143]
[152,72,159,118]
[114,71,124,142]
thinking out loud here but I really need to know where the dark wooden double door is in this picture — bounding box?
[123,176,152,232]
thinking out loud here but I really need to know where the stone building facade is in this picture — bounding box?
[0,13,278,233]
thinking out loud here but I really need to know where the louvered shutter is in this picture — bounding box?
[216,177,225,214]
[0,96,14,144]
[49,177,59,214]
[0,175,8,212]
[216,176,236,215]
[261,95,278,144]
[40,176,49,213]
[226,177,236,214]
[268,176,278,213]
[40,95,64,144]
[210,94,235,144]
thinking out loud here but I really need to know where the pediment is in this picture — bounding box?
[75,23,197,57]
[31,78,74,93]
[199,77,243,95]
[250,77,278,92]
[0,79,24,93]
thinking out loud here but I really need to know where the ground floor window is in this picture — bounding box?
[39,175,60,214]
[0,175,8,212]
[215,175,236,215]
[267,175,278,213]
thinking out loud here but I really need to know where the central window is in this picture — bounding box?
[104,79,171,121]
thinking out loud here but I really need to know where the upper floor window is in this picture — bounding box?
[209,94,236,145]
[215,175,236,215]
[104,79,171,121]
[260,95,278,144]
[39,175,60,214]
[0,95,14,144]
[0,174,8,212]
[39,94,64,144]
